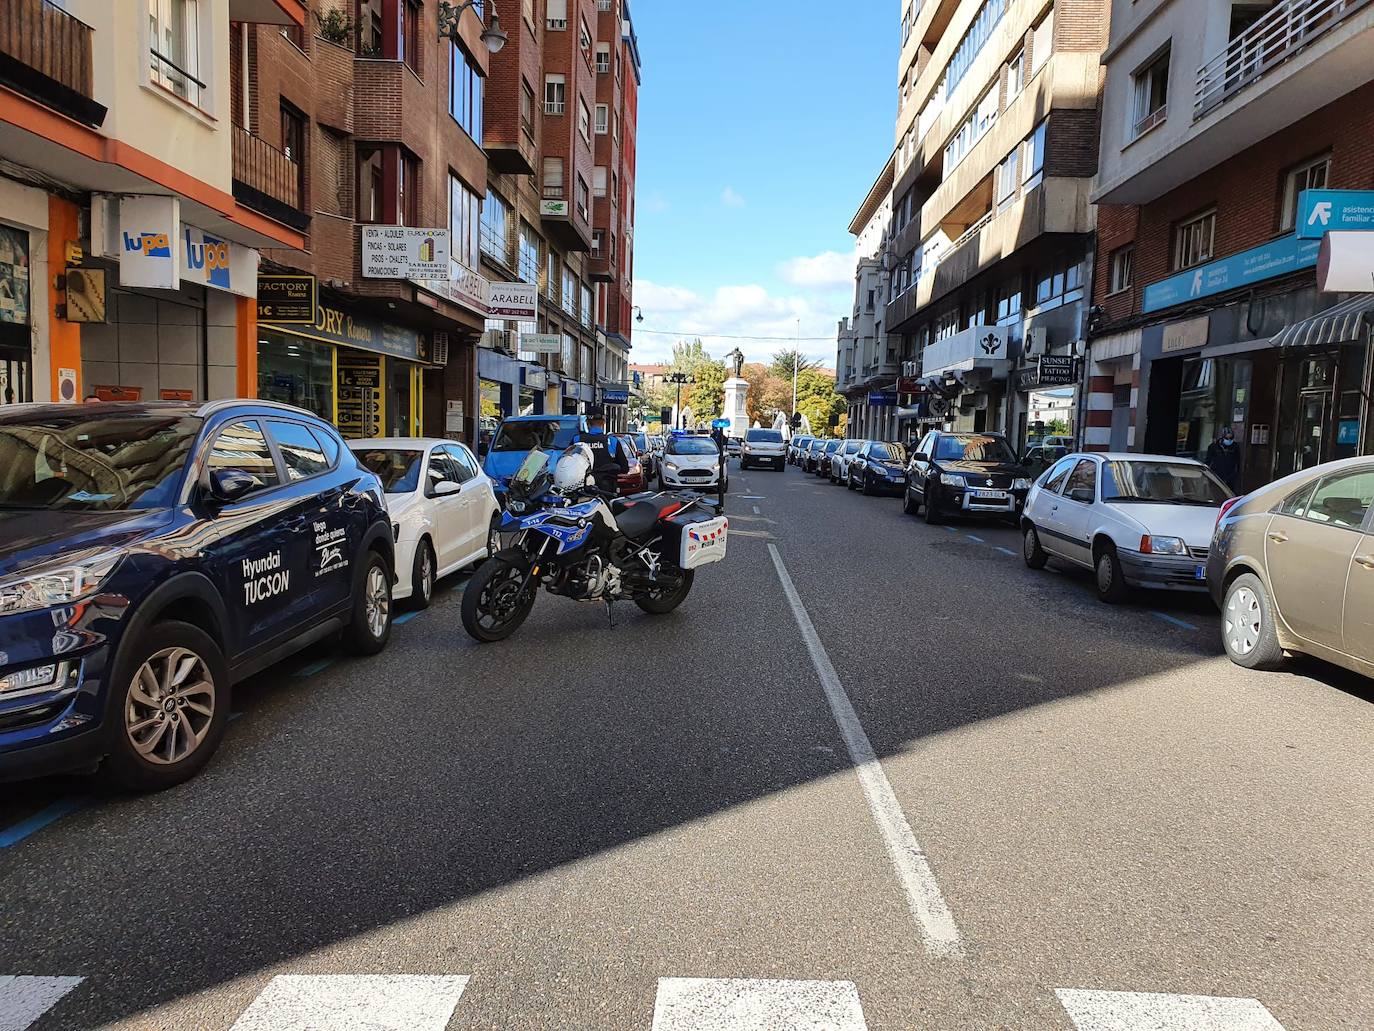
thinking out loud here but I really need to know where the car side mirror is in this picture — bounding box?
[205,468,259,505]
[912,452,930,463]
[433,480,462,497]
[1068,486,1095,504]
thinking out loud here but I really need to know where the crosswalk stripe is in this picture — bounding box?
[651,977,867,1030]
[1056,989,1287,1030]
[227,974,470,1031]
[0,976,84,1031]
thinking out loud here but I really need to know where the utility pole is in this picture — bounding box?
[666,371,693,430]
[792,318,800,429]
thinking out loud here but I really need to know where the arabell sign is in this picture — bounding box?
[488,281,538,319]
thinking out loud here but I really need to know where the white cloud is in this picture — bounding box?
[720,186,746,208]
[629,278,848,366]
[777,250,857,290]
[643,191,671,214]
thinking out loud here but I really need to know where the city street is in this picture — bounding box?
[1,462,1371,1030]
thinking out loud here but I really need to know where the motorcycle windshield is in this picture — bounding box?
[510,450,550,493]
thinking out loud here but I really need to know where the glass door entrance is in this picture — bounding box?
[1294,391,1329,472]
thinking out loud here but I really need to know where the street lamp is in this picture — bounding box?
[665,371,694,429]
[438,0,508,53]
[631,306,645,324]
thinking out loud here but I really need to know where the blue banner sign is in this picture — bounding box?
[602,389,630,405]
[1142,233,1320,314]
[868,391,899,406]
[1297,190,1374,239]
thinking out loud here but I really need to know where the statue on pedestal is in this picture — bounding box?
[726,347,745,379]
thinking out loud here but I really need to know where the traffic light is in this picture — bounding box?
[790,412,802,429]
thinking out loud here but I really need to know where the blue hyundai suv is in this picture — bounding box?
[0,400,395,790]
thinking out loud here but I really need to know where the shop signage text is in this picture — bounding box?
[118,195,179,290]
[896,377,924,395]
[1161,315,1210,353]
[1018,355,1081,390]
[257,274,317,324]
[520,333,561,354]
[868,390,899,407]
[524,367,548,390]
[337,351,383,439]
[603,385,630,405]
[362,226,451,280]
[413,259,489,317]
[540,200,570,218]
[1142,233,1319,314]
[180,226,257,297]
[264,302,420,360]
[1297,189,1374,239]
[488,282,539,319]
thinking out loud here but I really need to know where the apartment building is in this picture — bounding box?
[0,0,308,408]
[882,0,1107,448]
[837,155,896,440]
[1089,0,1374,490]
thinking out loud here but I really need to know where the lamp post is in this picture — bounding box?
[666,371,693,430]
[792,318,800,430]
[437,0,509,52]
[631,306,645,324]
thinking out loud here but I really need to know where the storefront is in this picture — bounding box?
[259,297,428,439]
[0,220,33,405]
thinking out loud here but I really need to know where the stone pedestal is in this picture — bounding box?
[723,377,750,439]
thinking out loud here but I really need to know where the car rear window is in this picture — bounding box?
[491,420,579,452]
[353,448,424,494]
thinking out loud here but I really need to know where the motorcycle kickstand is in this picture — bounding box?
[604,598,617,630]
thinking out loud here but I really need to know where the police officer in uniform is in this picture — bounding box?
[573,408,629,495]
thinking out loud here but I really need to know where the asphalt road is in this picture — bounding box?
[2,460,1371,1030]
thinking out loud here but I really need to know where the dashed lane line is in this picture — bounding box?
[228,975,472,1031]
[768,542,964,959]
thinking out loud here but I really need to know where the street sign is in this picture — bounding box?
[256,274,316,324]
[361,226,450,279]
[868,390,898,406]
[1297,189,1374,239]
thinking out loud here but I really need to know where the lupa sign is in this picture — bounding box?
[179,226,257,298]
[488,282,538,319]
[362,226,451,279]
[118,195,179,290]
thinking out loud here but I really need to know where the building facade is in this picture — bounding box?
[838,156,897,441]
[880,0,1106,449]
[1090,0,1374,490]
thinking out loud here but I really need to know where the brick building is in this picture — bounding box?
[1088,0,1374,488]
[871,0,1108,450]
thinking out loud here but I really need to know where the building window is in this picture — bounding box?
[546,0,567,30]
[1280,153,1331,232]
[596,42,611,73]
[547,251,560,300]
[521,80,536,137]
[481,188,512,265]
[544,74,566,115]
[1030,5,1054,74]
[592,229,605,254]
[450,174,481,270]
[1007,47,1025,99]
[995,146,1019,208]
[593,165,608,198]
[449,43,484,140]
[1173,209,1216,270]
[942,87,998,177]
[563,266,577,314]
[357,146,384,223]
[543,157,564,199]
[595,103,609,134]
[148,0,203,106]
[400,150,421,226]
[1022,119,1046,189]
[1131,46,1170,139]
[518,220,540,283]
[402,0,422,75]
[578,98,591,142]
[581,284,593,328]
[280,101,306,206]
[576,175,590,221]
[1108,248,1133,294]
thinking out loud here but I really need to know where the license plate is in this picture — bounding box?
[1195,565,1207,580]
[971,489,1007,499]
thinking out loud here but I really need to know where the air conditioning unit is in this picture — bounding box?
[1025,326,1048,356]
[480,329,519,354]
[431,332,449,367]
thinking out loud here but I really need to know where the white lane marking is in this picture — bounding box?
[767,543,963,958]
[0,976,83,1031]
[229,975,470,1031]
[652,977,866,1030]
[752,505,761,515]
[995,547,1017,557]
[966,534,985,543]
[1056,989,1287,1030]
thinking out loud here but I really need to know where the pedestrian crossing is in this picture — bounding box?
[0,973,1292,1030]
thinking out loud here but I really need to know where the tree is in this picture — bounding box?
[670,339,711,376]
[686,359,728,423]
[770,349,822,381]
[741,362,790,427]
[793,367,845,436]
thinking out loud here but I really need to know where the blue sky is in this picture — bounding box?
[628,1,897,366]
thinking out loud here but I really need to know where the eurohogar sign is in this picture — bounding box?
[1141,233,1320,314]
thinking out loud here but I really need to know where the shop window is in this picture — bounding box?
[1280,153,1331,232]
[265,420,330,481]
[1172,209,1216,271]
[258,331,336,422]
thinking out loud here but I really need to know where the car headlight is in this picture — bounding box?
[1013,478,1032,491]
[1142,535,1188,556]
[0,552,121,616]
[940,473,966,487]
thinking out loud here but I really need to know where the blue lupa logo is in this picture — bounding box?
[122,232,172,258]
[184,230,232,289]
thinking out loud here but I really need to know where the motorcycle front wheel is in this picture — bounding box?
[462,556,538,642]
[634,569,695,615]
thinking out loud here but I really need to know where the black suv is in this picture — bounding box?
[0,401,395,790]
[903,430,1032,524]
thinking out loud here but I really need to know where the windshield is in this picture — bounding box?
[1102,461,1233,505]
[511,449,551,491]
[824,440,841,453]
[843,440,862,454]
[667,436,718,456]
[871,443,905,463]
[491,419,579,453]
[353,448,424,494]
[632,433,648,452]
[0,413,201,512]
[747,430,783,443]
[934,435,1017,464]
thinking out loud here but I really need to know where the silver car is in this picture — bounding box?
[1207,456,1374,676]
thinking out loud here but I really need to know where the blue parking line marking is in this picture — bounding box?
[393,611,422,625]
[1153,612,1200,631]
[0,797,87,849]
[229,711,245,722]
[966,534,985,543]
[943,526,959,533]
[293,657,335,678]
[995,547,1017,557]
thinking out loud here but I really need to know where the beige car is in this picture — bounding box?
[1207,456,1374,676]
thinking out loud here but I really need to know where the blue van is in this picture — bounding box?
[481,414,585,492]
[0,400,395,790]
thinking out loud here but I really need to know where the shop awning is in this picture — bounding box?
[1270,294,1374,349]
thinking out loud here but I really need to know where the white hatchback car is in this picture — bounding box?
[659,433,727,491]
[348,438,502,608]
[1021,452,1234,603]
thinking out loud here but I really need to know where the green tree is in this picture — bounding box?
[686,359,728,422]
[770,349,822,381]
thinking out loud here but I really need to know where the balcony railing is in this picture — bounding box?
[232,126,302,213]
[0,0,105,124]
[1195,0,1373,120]
[947,209,994,252]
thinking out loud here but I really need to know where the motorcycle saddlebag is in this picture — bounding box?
[662,508,729,569]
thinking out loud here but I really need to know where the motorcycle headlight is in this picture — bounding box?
[940,473,966,487]
[0,552,122,617]
[1013,478,1032,491]
[1142,535,1188,556]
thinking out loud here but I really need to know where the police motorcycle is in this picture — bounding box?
[460,444,729,642]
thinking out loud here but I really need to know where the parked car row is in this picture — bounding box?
[778,428,1374,683]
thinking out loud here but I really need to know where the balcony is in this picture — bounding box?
[1195,0,1373,119]
[231,127,310,231]
[485,127,537,176]
[922,324,1010,380]
[229,0,307,27]
[540,196,593,253]
[589,254,614,282]
[0,0,105,126]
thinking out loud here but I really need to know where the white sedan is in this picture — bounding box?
[348,438,502,608]
[1020,452,1234,603]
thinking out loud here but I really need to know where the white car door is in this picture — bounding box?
[443,444,490,561]
[1028,457,1077,559]
[1051,458,1100,567]
[426,447,469,570]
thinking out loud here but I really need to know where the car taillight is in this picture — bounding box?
[1216,495,1244,526]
